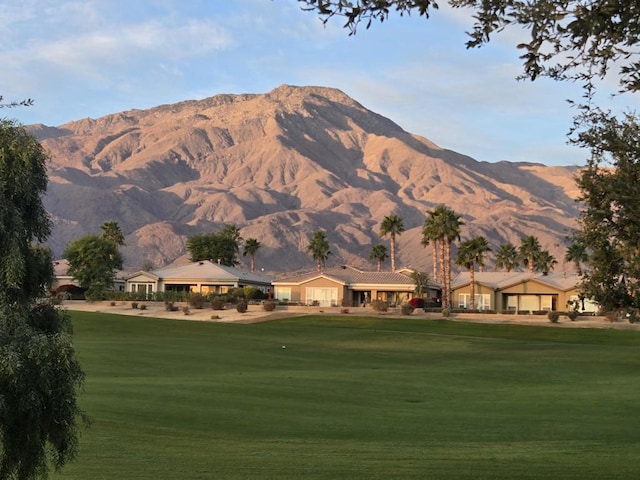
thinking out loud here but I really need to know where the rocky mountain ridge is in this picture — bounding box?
[32,84,582,274]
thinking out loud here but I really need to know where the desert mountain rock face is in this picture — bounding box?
[32,84,582,274]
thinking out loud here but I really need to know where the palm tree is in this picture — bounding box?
[565,241,589,275]
[243,238,262,272]
[535,250,558,274]
[455,236,491,310]
[409,270,430,297]
[369,243,388,272]
[379,214,405,272]
[494,242,519,272]
[440,207,464,308]
[422,213,440,283]
[100,220,125,246]
[307,230,331,271]
[519,235,542,273]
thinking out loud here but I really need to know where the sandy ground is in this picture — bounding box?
[59,300,640,330]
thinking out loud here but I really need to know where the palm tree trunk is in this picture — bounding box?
[529,255,534,273]
[377,259,382,272]
[445,240,452,308]
[250,255,255,272]
[432,240,438,283]
[439,238,446,307]
[390,234,396,272]
[469,265,475,310]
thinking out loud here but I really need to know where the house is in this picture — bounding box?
[451,271,591,312]
[125,260,273,296]
[272,265,441,307]
[52,259,127,293]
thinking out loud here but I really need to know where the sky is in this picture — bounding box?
[2,0,639,167]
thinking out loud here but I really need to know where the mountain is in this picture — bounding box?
[31,84,581,274]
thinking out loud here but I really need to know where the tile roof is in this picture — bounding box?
[274,265,419,287]
[147,260,274,284]
[452,271,580,291]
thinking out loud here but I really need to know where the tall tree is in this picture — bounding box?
[0,119,85,479]
[369,243,388,272]
[409,270,430,298]
[379,214,405,272]
[519,235,543,274]
[307,230,331,271]
[535,250,558,274]
[421,212,440,283]
[455,236,491,310]
[64,235,123,298]
[565,239,589,276]
[570,111,640,312]
[440,207,464,308]
[243,238,262,272]
[299,0,640,95]
[187,224,243,267]
[100,220,125,246]
[494,242,520,272]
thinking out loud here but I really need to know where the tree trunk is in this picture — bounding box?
[377,259,382,272]
[439,239,447,307]
[469,264,475,310]
[445,240,451,308]
[390,234,396,272]
[432,240,438,284]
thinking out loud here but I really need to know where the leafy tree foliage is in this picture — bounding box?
[518,235,542,273]
[369,243,389,272]
[307,230,331,271]
[409,270,430,297]
[379,214,405,272]
[0,119,85,479]
[570,111,640,312]
[299,0,640,94]
[64,235,123,298]
[187,224,243,266]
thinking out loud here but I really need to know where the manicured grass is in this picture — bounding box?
[52,313,640,479]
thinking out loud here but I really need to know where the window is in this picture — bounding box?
[275,287,291,302]
[458,293,491,310]
[305,287,338,307]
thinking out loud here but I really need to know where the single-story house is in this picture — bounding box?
[125,260,273,296]
[272,265,441,307]
[52,259,127,292]
[451,271,594,313]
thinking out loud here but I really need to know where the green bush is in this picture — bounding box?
[567,310,579,321]
[263,301,277,312]
[548,311,561,323]
[236,299,248,313]
[441,307,451,317]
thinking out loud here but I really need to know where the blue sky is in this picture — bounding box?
[2,0,638,166]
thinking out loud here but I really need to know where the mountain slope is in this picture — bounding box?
[32,84,581,274]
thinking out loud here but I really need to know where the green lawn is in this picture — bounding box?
[52,313,640,479]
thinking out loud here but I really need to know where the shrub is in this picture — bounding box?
[441,307,451,317]
[188,293,206,309]
[567,310,579,321]
[236,299,248,313]
[139,304,147,310]
[371,300,388,312]
[211,314,220,320]
[131,302,138,309]
[548,311,560,323]
[263,301,277,312]
[183,306,190,315]
[401,304,415,315]
[340,308,349,314]
[110,301,117,307]
[211,296,226,310]
[408,297,425,309]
